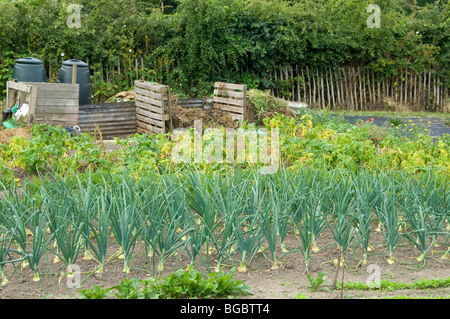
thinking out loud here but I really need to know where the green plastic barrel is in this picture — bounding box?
[12,57,47,82]
[57,59,92,105]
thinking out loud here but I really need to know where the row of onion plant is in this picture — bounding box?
[0,167,448,285]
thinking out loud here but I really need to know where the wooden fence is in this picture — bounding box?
[43,56,449,112]
[78,102,136,138]
[268,65,449,111]
[134,80,173,135]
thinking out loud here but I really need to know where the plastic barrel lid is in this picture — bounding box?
[62,59,89,67]
[15,57,44,64]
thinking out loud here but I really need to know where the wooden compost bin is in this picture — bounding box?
[6,81,79,127]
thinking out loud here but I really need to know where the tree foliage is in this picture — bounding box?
[0,0,448,97]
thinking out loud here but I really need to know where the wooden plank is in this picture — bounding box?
[214,82,246,91]
[35,99,79,107]
[27,83,79,91]
[28,85,38,124]
[6,87,15,109]
[34,119,78,125]
[7,81,32,93]
[242,85,247,122]
[136,107,167,121]
[135,101,164,114]
[135,88,163,100]
[134,80,168,93]
[37,91,79,99]
[135,93,165,107]
[213,89,245,99]
[214,103,245,114]
[212,96,245,107]
[35,113,78,121]
[136,114,165,128]
[36,106,79,114]
[136,121,165,135]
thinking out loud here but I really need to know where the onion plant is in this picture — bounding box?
[81,194,110,273]
[351,173,384,266]
[375,186,404,265]
[27,211,54,282]
[0,233,13,286]
[233,192,265,272]
[308,172,329,252]
[184,169,218,267]
[403,204,440,263]
[151,177,191,272]
[209,172,247,272]
[47,195,84,274]
[152,212,191,272]
[272,171,299,253]
[107,179,142,274]
[324,178,355,266]
[75,176,97,261]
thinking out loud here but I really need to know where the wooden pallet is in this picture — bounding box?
[134,80,173,135]
[213,82,247,124]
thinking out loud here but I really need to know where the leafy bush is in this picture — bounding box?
[78,267,253,299]
[0,0,448,99]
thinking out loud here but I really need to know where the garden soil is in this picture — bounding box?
[0,225,448,300]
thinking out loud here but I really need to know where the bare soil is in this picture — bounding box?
[0,222,448,300]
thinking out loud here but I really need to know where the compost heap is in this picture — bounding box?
[171,104,236,129]
[171,90,297,130]
[0,127,31,144]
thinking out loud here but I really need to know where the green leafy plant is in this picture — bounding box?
[145,267,253,299]
[113,278,145,299]
[306,271,328,292]
[77,267,253,300]
[78,285,112,299]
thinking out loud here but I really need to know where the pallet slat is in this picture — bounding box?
[214,82,246,91]
[136,114,165,128]
[137,121,165,135]
[135,101,164,114]
[135,87,163,100]
[213,89,245,99]
[212,97,245,107]
[135,80,168,93]
[214,103,245,114]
